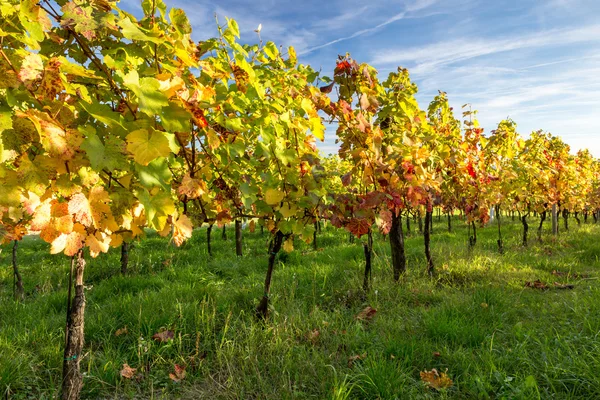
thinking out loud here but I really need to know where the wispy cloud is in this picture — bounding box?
[299,0,442,55]
[370,24,600,73]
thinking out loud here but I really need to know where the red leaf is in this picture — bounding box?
[169,364,186,382]
[334,60,351,75]
[347,218,371,238]
[341,172,352,187]
[467,162,476,178]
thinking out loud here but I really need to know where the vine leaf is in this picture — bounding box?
[126,129,171,166]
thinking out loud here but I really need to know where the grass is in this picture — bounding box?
[2,215,600,399]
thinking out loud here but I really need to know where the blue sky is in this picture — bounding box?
[123,0,600,157]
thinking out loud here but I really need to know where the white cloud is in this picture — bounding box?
[370,24,600,73]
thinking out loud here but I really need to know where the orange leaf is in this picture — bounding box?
[120,363,137,379]
[420,368,453,390]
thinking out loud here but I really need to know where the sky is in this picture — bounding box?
[122,0,600,157]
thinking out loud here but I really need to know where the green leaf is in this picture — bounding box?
[126,128,171,166]
[118,17,162,44]
[135,157,171,191]
[169,8,191,36]
[137,189,175,231]
[79,100,125,130]
[264,42,279,60]
[161,103,191,132]
[123,71,169,116]
[80,126,129,171]
[227,18,240,38]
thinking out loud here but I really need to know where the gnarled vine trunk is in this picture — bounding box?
[521,214,529,247]
[469,221,477,248]
[222,225,227,240]
[496,205,503,254]
[313,221,318,251]
[62,250,86,400]
[256,231,284,319]
[562,209,569,231]
[235,220,242,256]
[447,212,452,232]
[538,211,546,242]
[424,207,434,276]
[574,211,581,226]
[120,242,129,275]
[389,212,406,281]
[207,224,213,257]
[12,240,24,301]
[362,230,374,292]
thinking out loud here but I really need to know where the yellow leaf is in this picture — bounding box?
[282,237,294,253]
[110,233,123,248]
[279,202,297,218]
[265,188,284,205]
[310,117,324,141]
[126,129,171,166]
[173,214,193,246]
[86,232,110,257]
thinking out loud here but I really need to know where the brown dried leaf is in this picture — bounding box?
[524,280,548,290]
[420,368,453,390]
[355,306,377,321]
[347,352,367,368]
[120,363,137,379]
[152,329,174,343]
[115,326,128,337]
[307,329,320,344]
[320,82,334,94]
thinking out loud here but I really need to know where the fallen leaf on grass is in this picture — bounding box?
[420,368,453,390]
[553,282,575,290]
[115,326,128,336]
[169,364,186,383]
[152,330,174,342]
[120,363,137,379]
[347,353,367,368]
[307,329,320,344]
[480,302,488,308]
[432,351,441,358]
[524,280,548,290]
[355,306,377,321]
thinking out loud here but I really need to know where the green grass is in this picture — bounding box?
[2,215,600,399]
